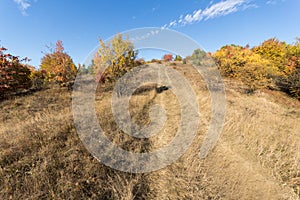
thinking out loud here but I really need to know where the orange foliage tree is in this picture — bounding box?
[40,40,77,84]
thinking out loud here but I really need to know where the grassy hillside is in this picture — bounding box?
[0,63,299,199]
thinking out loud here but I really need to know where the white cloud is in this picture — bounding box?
[166,0,254,28]
[14,0,31,16]
[202,0,245,20]
[266,0,285,5]
[169,20,177,27]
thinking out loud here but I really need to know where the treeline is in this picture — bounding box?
[0,40,77,98]
[0,36,299,100]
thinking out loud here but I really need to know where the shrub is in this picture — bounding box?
[0,47,32,95]
[213,45,273,91]
[29,69,47,90]
[273,40,300,99]
[150,59,162,64]
[135,58,146,66]
[236,62,273,92]
[40,40,77,84]
[174,55,182,61]
[163,54,173,62]
[276,64,300,100]
[253,38,290,76]
[286,68,300,99]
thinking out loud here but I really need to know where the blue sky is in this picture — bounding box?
[0,0,299,67]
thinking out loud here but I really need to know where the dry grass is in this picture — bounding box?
[0,63,299,199]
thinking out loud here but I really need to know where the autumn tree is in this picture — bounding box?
[0,47,31,95]
[40,40,77,84]
[93,34,137,83]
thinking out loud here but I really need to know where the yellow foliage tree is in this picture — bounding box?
[40,40,77,84]
[93,34,137,83]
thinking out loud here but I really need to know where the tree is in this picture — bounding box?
[191,49,207,66]
[40,40,77,84]
[0,47,31,94]
[93,34,137,83]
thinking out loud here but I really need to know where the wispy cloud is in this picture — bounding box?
[14,0,31,16]
[266,0,285,5]
[164,0,255,28]
[133,0,255,43]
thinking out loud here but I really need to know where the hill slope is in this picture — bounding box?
[0,63,299,199]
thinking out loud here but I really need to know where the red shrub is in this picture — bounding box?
[163,54,173,62]
[0,47,31,94]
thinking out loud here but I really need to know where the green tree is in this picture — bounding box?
[191,49,207,66]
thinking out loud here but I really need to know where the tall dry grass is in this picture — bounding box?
[0,63,299,199]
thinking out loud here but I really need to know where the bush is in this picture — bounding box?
[163,54,173,62]
[213,45,273,91]
[276,67,300,100]
[0,47,32,95]
[135,58,146,66]
[253,38,291,76]
[40,40,77,84]
[29,69,47,90]
[237,62,273,92]
[174,55,182,61]
[286,68,300,99]
[150,59,162,64]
